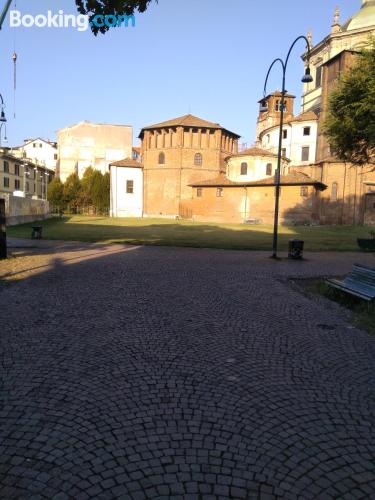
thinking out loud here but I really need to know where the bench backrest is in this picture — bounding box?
[348,264,375,288]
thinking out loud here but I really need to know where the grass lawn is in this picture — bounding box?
[6,215,375,252]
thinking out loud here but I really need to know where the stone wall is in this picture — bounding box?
[190,185,320,225]
[0,193,51,226]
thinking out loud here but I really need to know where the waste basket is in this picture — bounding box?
[288,239,304,259]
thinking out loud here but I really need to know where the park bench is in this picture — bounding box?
[31,226,43,240]
[326,264,375,302]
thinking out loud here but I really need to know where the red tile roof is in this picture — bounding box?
[139,114,240,138]
[110,158,143,168]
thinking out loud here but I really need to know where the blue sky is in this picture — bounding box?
[0,0,359,148]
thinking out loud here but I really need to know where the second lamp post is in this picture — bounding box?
[260,35,313,259]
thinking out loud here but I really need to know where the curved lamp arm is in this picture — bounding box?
[263,58,285,98]
[285,34,312,71]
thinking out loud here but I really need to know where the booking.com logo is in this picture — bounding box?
[9,10,136,32]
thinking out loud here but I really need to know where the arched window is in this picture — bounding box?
[158,152,165,165]
[240,162,248,175]
[266,163,272,176]
[331,182,338,202]
[194,153,202,166]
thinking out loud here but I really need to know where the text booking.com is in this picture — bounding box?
[9,10,136,32]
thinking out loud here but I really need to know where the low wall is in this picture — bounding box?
[0,193,51,227]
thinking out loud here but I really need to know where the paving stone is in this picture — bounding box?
[1,244,375,498]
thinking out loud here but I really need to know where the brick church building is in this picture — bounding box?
[110,0,375,225]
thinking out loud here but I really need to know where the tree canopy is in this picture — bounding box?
[50,168,110,215]
[48,177,64,211]
[324,42,375,165]
[75,0,156,34]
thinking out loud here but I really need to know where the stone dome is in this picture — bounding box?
[342,0,375,31]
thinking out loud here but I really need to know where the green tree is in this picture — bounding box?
[101,172,111,214]
[75,0,156,35]
[80,166,95,207]
[47,177,64,212]
[324,42,375,165]
[63,173,82,213]
[89,171,110,215]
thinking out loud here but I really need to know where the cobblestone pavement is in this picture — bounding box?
[1,241,375,499]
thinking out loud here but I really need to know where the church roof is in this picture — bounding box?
[190,171,326,190]
[258,91,296,103]
[110,158,143,168]
[284,111,318,124]
[342,0,375,32]
[139,114,241,138]
[230,147,280,159]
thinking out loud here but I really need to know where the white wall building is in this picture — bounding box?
[12,138,58,171]
[57,121,132,182]
[110,158,143,218]
[226,147,289,181]
[259,111,318,166]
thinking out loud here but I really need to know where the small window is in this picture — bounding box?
[33,143,36,148]
[4,161,9,173]
[266,163,272,176]
[15,179,20,190]
[25,181,30,192]
[315,66,322,88]
[266,134,270,144]
[240,162,248,175]
[197,188,203,197]
[54,154,58,160]
[300,186,308,198]
[39,143,42,148]
[303,127,311,136]
[301,146,310,161]
[216,188,223,197]
[126,180,134,194]
[158,152,165,165]
[331,182,338,202]
[3,177,9,188]
[281,148,287,158]
[194,153,202,166]
[15,164,20,176]
[283,129,288,139]
[275,100,287,112]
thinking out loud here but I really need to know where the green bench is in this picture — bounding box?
[326,264,375,302]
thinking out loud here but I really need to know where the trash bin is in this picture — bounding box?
[288,239,304,260]
[31,226,43,240]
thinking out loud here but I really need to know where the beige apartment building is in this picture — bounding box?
[0,148,54,199]
[57,121,133,182]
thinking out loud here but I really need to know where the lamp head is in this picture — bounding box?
[302,66,313,83]
[0,109,7,123]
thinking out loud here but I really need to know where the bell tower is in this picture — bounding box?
[256,91,295,143]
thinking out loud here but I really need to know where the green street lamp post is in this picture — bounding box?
[260,35,313,259]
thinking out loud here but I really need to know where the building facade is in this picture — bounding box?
[110,158,143,218]
[298,0,375,224]
[139,114,240,218]
[12,138,58,171]
[0,148,54,200]
[189,148,324,224]
[57,121,132,182]
[257,92,319,167]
